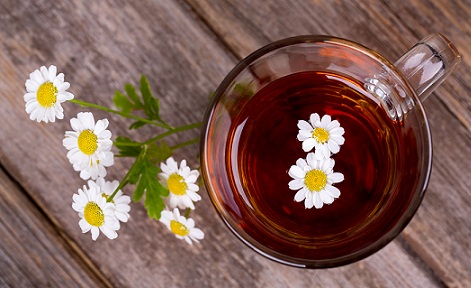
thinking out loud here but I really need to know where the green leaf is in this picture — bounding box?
[147,141,173,163]
[140,75,155,119]
[114,136,142,158]
[129,120,147,130]
[128,157,168,220]
[113,91,132,114]
[144,175,168,219]
[128,158,144,188]
[124,83,143,108]
[139,75,166,124]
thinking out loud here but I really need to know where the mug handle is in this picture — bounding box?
[394,34,461,100]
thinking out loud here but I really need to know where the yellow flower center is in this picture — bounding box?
[84,202,105,227]
[170,220,189,236]
[304,169,327,192]
[36,82,57,107]
[312,127,329,144]
[167,173,187,195]
[77,130,98,155]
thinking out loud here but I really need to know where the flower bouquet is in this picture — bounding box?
[24,65,204,244]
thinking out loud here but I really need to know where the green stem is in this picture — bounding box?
[70,99,172,129]
[113,122,202,148]
[143,122,201,145]
[184,208,191,218]
[169,137,200,150]
[107,147,146,202]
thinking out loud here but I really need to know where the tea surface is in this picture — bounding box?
[226,71,419,260]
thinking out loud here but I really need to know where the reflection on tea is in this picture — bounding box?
[225,71,420,260]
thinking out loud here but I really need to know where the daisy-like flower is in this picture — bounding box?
[159,157,201,210]
[159,208,204,245]
[72,185,119,240]
[297,113,345,159]
[288,152,344,209]
[88,177,131,224]
[63,112,114,180]
[24,65,74,123]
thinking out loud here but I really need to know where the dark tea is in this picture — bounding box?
[224,71,421,261]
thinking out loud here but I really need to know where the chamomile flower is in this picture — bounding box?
[297,113,345,159]
[72,185,119,240]
[63,112,114,180]
[24,65,74,123]
[159,157,201,210]
[159,208,204,245]
[288,152,344,209]
[88,177,131,223]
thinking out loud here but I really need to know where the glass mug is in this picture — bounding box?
[200,34,460,268]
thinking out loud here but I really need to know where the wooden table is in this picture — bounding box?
[1,0,470,287]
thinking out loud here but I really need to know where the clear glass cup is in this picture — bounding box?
[200,34,460,268]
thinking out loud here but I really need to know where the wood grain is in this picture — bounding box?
[0,0,469,287]
[0,167,109,287]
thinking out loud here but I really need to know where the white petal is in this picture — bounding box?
[328,140,340,154]
[314,146,327,160]
[25,79,40,92]
[32,69,45,83]
[186,174,198,183]
[297,120,312,131]
[91,227,100,240]
[39,66,49,81]
[289,179,304,190]
[326,120,340,130]
[306,152,317,168]
[25,101,39,113]
[190,227,204,239]
[48,65,57,81]
[61,91,74,101]
[101,225,118,240]
[302,138,316,152]
[321,158,334,171]
[296,158,308,169]
[297,131,311,141]
[187,190,201,201]
[305,192,314,209]
[328,172,344,184]
[320,115,331,127]
[325,185,341,198]
[330,134,345,145]
[180,166,191,178]
[288,165,305,179]
[79,222,91,235]
[313,193,324,209]
[294,189,306,202]
[309,113,320,125]
[167,157,178,171]
[94,120,106,135]
[319,190,334,204]
[160,163,172,175]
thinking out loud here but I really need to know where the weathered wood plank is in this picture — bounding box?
[0,167,109,287]
[0,0,469,287]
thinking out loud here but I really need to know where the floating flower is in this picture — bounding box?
[24,65,74,123]
[159,157,201,210]
[288,152,344,209]
[72,185,119,240]
[88,177,131,224]
[297,113,345,159]
[63,112,114,180]
[159,208,204,245]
